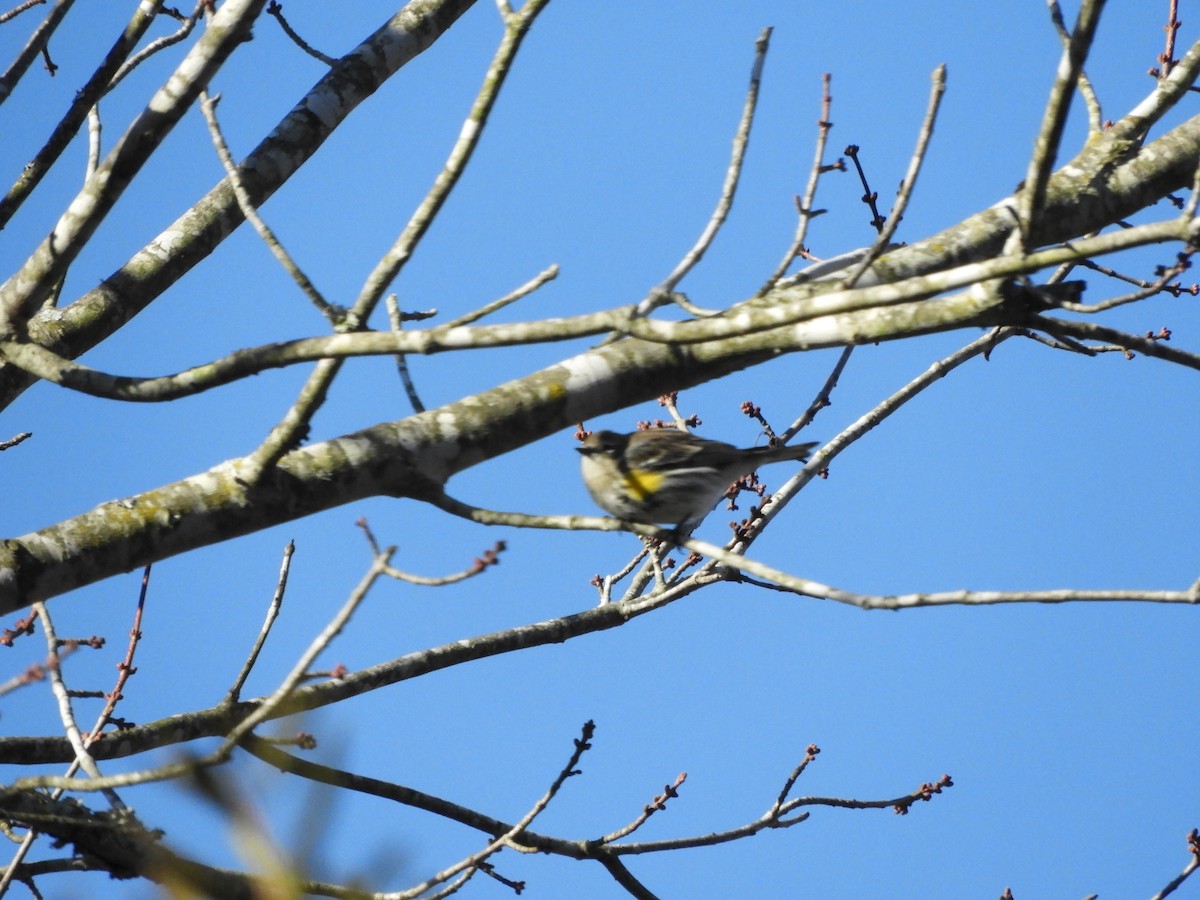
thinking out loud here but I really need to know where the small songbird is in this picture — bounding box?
[577,429,818,527]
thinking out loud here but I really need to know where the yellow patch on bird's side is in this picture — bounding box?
[622,468,664,500]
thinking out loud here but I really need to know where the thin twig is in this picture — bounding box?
[382,541,505,586]
[603,775,953,855]
[1152,828,1200,900]
[769,745,821,818]
[107,2,202,92]
[389,264,558,412]
[844,144,886,234]
[1031,315,1200,370]
[842,63,947,287]
[445,263,559,327]
[85,105,101,177]
[199,90,340,324]
[2,562,158,890]
[1055,247,1197,311]
[590,544,650,605]
[241,734,943,887]
[225,542,293,704]
[386,294,428,412]
[1013,326,1094,354]
[637,27,772,315]
[596,773,686,844]
[592,856,656,900]
[1156,0,1182,81]
[1047,0,1102,131]
[34,604,112,792]
[266,0,336,65]
[783,345,853,441]
[0,0,46,26]
[81,564,150,748]
[217,547,394,757]
[0,306,626,401]
[396,721,596,899]
[17,580,152,888]
[683,532,1200,610]
[760,72,839,294]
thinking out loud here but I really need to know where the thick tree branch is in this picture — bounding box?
[0,235,1192,612]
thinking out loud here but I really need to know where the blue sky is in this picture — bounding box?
[1,2,1199,897]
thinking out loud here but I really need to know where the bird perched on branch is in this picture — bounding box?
[578,429,818,527]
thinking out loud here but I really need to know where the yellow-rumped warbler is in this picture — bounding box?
[577,429,818,526]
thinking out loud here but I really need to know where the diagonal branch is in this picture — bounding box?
[1031,315,1200,371]
[843,62,946,287]
[639,26,772,314]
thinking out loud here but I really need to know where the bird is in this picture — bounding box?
[577,428,818,527]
